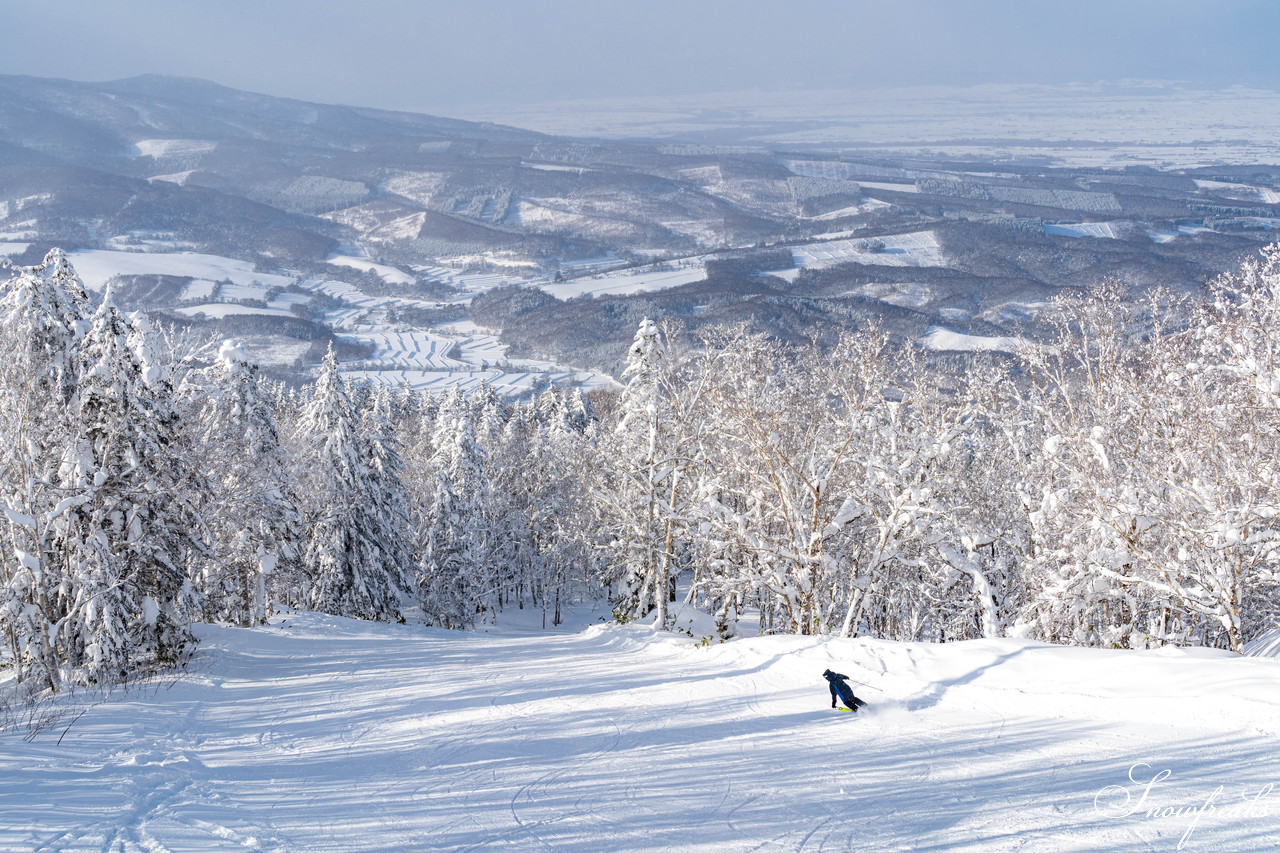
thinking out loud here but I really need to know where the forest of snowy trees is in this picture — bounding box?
[2,247,1280,690]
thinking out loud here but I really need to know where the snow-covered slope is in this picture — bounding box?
[3,613,1278,851]
[1243,628,1280,658]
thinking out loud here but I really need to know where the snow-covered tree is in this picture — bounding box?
[0,251,91,688]
[598,319,691,628]
[1169,250,1280,649]
[294,349,402,621]
[52,298,205,681]
[181,340,301,625]
[830,341,982,642]
[1012,278,1280,652]
[0,254,210,686]
[1013,283,1170,647]
[360,383,416,594]
[926,361,1033,642]
[683,329,968,638]
[488,390,601,626]
[419,414,489,628]
[1202,242,1280,411]
[686,331,853,635]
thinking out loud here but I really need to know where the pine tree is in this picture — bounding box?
[182,340,302,625]
[602,318,681,626]
[419,414,489,628]
[0,250,91,688]
[360,383,416,595]
[53,298,205,681]
[294,349,402,621]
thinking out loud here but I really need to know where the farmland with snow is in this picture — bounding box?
[541,263,708,300]
[55,245,609,395]
[792,231,946,269]
[919,326,1022,353]
[327,253,417,286]
[67,249,293,292]
[343,329,468,371]
[132,139,218,159]
[1044,222,1124,239]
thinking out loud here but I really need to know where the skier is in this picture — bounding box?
[823,669,866,712]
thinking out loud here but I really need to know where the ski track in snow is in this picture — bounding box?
[2,613,1279,852]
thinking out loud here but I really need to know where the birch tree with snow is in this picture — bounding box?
[683,329,983,640]
[687,331,860,636]
[1015,279,1280,651]
[1015,284,1175,648]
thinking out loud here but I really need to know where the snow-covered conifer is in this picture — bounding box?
[294,348,402,621]
[0,251,92,688]
[599,318,689,627]
[360,383,416,592]
[419,414,489,628]
[52,298,205,680]
[182,340,302,625]
[487,395,600,625]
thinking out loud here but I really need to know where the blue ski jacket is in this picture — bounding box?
[823,669,863,710]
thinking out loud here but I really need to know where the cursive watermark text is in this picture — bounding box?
[1094,763,1273,849]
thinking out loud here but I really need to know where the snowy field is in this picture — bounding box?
[297,276,388,312]
[803,201,892,221]
[327,254,416,286]
[1193,180,1280,205]
[343,330,468,371]
[338,324,612,394]
[174,304,296,320]
[2,611,1277,852]
[415,266,526,297]
[1044,222,1123,240]
[846,280,937,310]
[67,250,293,292]
[919,327,1022,353]
[445,330,508,367]
[1149,225,1214,244]
[855,180,920,194]
[341,368,610,395]
[541,264,707,300]
[792,231,945,269]
[132,139,218,159]
[555,255,629,277]
[460,83,1280,169]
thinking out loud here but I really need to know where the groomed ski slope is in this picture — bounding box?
[2,612,1278,852]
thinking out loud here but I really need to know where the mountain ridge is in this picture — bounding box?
[1,73,1277,385]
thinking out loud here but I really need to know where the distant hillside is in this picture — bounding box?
[2,74,1278,382]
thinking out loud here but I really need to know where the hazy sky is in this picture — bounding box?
[3,0,1278,113]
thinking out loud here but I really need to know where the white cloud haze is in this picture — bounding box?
[2,0,1277,112]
